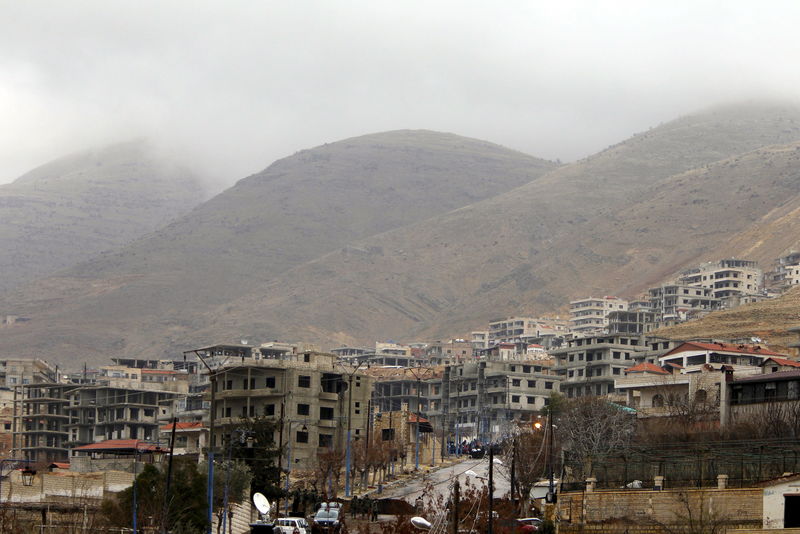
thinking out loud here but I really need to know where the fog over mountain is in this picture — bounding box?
[3,3,800,189]
[3,103,800,366]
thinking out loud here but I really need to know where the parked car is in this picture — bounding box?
[275,517,308,534]
[312,503,344,534]
[517,517,542,533]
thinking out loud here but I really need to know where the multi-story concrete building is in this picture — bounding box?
[552,334,648,399]
[194,344,373,472]
[606,310,658,335]
[488,316,569,344]
[13,367,186,463]
[0,359,58,387]
[678,259,762,300]
[426,339,474,366]
[569,297,628,335]
[766,252,800,291]
[647,284,719,320]
[428,358,559,444]
[12,383,78,464]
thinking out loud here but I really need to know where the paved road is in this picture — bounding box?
[378,456,511,504]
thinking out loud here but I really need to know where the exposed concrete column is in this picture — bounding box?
[585,477,597,492]
[717,474,729,489]
[654,475,665,490]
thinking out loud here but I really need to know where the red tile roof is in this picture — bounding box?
[762,357,800,368]
[49,462,70,469]
[407,413,430,424]
[663,341,787,358]
[73,439,162,452]
[624,362,669,375]
[161,421,204,431]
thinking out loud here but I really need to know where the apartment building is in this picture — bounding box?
[765,252,800,291]
[647,284,719,319]
[13,367,186,463]
[196,344,373,472]
[0,358,58,387]
[569,296,628,335]
[426,340,474,366]
[678,259,762,300]
[552,334,648,399]
[606,310,658,335]
[488,316,569,344]
[13,383,78,464]
[428,358,559,443]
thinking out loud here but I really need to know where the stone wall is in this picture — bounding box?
[559,487,762,533]
[0,469,133,503]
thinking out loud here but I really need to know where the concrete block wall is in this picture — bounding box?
[561,487,762,527]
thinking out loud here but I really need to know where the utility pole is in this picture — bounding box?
[346,374,354,496]
[547,411,556,505]
[277,401,285,518]
[415,374,421,470]
[161,417,178,534]
[451,479,460,534]
[488,446,494,534]
[185,350,217,534]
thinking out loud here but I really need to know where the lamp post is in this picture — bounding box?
[0,458,34,506]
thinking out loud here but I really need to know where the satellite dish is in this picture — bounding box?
[411,517,432,530]
[253,492,271,515]
[464,470,478,478]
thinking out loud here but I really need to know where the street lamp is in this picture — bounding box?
[0,458,34,506]
[20,468,36,487]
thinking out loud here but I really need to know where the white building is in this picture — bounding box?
[569,296,628,335]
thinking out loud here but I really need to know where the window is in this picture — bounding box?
[298,375,311,388]
[250,378,256,389]
[568,370,574,378]
[527,396,535,404]
[304,353,311,363]
[545,382,553,390]
[320,406,334,420]
[512,379,521,387]
[297,403,310,416]
[355,401,361,415]
[523,366,531,373]
[569,355,574,362]
[613,368,620,375]
[226,380,233,390]
[296,430,308,443]
[265,404,275,416]
[382,428,395,441]
[528,380,536,388]
[319,434,333,448]
[511,395,520,403]
[225,407,232,418]
[266,376,276,388]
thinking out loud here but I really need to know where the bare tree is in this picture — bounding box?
[560,397,636,481]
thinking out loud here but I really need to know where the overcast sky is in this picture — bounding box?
[2,1,800,186]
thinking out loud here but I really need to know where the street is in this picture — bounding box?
[378,456,512,505]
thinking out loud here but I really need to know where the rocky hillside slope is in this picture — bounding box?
[0,131,555,364]
[0,140,207,294]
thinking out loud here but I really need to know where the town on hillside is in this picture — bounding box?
[2,255,800,532]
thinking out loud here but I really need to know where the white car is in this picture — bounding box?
[275,517,309,534]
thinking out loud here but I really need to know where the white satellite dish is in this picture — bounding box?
[253,493,271,516]
[411,517,432,530]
